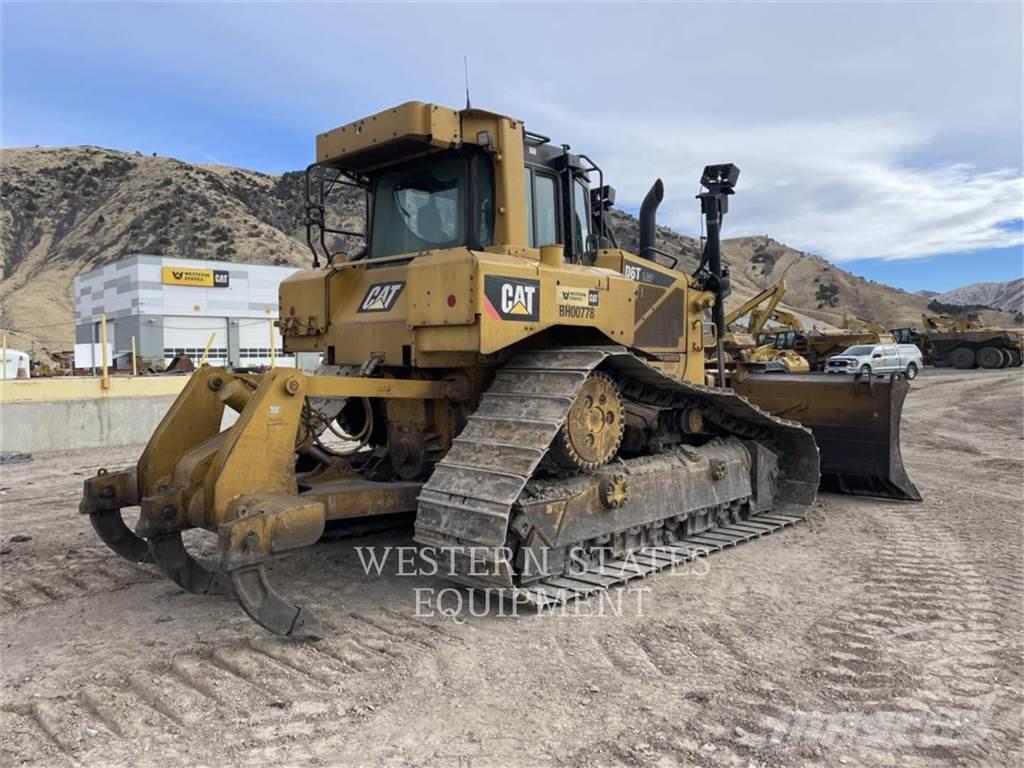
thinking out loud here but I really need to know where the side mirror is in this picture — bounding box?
[872,353,883,359]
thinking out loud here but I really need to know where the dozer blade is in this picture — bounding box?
[733,373,922,501]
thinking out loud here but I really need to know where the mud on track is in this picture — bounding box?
[1,368,1021,767]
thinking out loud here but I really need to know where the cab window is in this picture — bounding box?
[524,168,559,248]
[370,152,466,257]
[524,168,534,247]
[535,174,558,246]
[473,154,495,248]
[573,180,592,262]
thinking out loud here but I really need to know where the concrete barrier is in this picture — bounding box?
[1,395,181,452]
[1,375,246,453]
[0,376,189,453]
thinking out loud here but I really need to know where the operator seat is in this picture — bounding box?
[416,201,444,243]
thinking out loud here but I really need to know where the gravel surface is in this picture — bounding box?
[1,368,1021,767]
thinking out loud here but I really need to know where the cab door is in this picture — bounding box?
[869,345,886,370]
[878,345,897,371]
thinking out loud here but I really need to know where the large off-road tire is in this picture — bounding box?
[977,346,1004,370]
[997,349,1012,368]
[1008,348,1023,367]
[950,347,976,369]
[905,362,918,380]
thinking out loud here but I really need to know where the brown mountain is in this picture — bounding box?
[936,278,1024,314]
[2,146,1018,357]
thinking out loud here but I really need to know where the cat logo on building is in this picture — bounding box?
[483,276,540,322]
[161,266,230,288]
[358,281,405,313]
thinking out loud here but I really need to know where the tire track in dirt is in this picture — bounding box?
[0,554,163,616]
[794,505,1022,765]
[1,609,464,766]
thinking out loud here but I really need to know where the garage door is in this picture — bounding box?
[162,316,228,366]
[237,318,293,367]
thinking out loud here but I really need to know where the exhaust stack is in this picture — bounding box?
[638,179,664,258]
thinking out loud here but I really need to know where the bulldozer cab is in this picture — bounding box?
[288,101,714,383]
[306,102,610,269]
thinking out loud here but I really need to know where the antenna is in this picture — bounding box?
[464,55,472,109]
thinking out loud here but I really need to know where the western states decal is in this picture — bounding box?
[622,259,676,287]
[483,276,540,322]
[555,285,600,320]
[358,282,405,313]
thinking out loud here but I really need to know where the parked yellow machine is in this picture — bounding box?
[80,102,916,635]
[721,281,811,374]
[892,314,1024,368]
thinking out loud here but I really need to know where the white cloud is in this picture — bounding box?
[4,2,1021,267]
[529,103,1024,262]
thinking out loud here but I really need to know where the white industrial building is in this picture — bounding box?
[74,255,315,370]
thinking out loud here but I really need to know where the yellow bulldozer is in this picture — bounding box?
[80,102,918,636]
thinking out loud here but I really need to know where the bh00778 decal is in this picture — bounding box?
[555,286,600,320]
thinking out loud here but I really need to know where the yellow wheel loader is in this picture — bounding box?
[80,102,916,636]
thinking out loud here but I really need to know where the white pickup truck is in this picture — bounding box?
[825,343,924,379]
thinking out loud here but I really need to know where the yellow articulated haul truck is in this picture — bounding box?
[893,315,1024,369]
[81,102,917,635]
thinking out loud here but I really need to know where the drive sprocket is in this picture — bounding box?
[550,371,624,470]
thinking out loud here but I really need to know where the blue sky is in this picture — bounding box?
[3,2,1022,293]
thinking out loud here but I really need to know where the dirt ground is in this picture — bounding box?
[1,368,1021,768]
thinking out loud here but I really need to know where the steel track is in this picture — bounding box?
[414,346,819,602]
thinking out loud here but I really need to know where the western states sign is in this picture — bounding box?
[161,266,230,288]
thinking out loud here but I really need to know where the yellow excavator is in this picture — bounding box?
[751,304,896,370]
[840,312,888,336]
[721,281,811,374]
[80,102,918,635]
